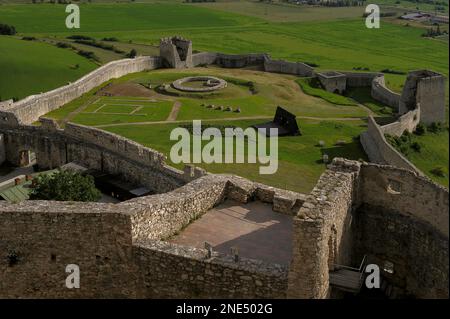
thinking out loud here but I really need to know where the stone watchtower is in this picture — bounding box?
[399,70,446,124]
[159,36,193,69]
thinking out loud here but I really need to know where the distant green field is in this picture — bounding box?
[0,3,448,97]
[103,119,368,193]
[0,36,96,100]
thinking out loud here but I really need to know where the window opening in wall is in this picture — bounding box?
[383,261,394,274]
[387,178,402,194]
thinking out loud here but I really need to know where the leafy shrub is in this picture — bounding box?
[411,142,421,152]
[67,35,94,41]
[428,122,443,133]
[30,170,101,202]
[430,166,446,177]
[414,123,426,136]
[0,23,16,35]
[102,37,118,42]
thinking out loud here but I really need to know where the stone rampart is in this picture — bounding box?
[0,56,161,127]
[360,116,422,174]
[342,72,382,88]
[287,159,360,298]
[264,59,314,77]
[371,75,401,110]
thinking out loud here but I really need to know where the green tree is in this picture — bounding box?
[30,170,101,202]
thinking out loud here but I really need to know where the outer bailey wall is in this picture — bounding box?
[0,202,138,298]
[381,107,420,136]
[0,56,161,126]
[134,241,288,299]
[287,159,359,298]
[191,52,313,76]
[355,164,449,298]
[264,59,314,77]
[371,75,401,109]
[360,116,421,174]
[342,72,382,87]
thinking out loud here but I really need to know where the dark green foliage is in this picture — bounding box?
[67,35,94,41]
[0,23,16,35]
[102,37,119,42]
[385,131,423,155]
[430,166,446,177]
[414,123,426,136]
[126,49,137,58]
[30,170,101,202]
[428,122,444,134]
[77,50,99,61]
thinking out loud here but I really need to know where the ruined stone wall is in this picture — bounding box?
[264,59,314,77]
[0,134,5,166]
[416,74,446,124]
[135,240,288,299]
[371,75,400,110]
[342,72,382,88]
[287,159,360,298]
[0,173,301,299]
[0,121,196,193]
[316,72,347,94]
[354,163,449,298]
[215,53,268,68]
[120,175,228,242]
[360,116,421,174]
[192,52,218,66]
[0,56,161,126]
[358,164,448,237]
[0,201,138,298]
[381,107,420,136]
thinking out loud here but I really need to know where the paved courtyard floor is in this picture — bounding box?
[169,200,293,265]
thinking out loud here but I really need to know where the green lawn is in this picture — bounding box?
[45,67,370,126]
[0,36,96,100]
[103,119,368,193]
[1,3,448,98]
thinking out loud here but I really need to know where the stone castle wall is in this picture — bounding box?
[0,134,5,166]
[191,52,313,76]
[354,164,449,298]
[287,159,360,298]
[0,172,303,299]
[264,58,314,77]
[135,240,288,299]
[360,116,422,174]
[371,75,401,109]
[416,73,446,124]
[0,56,161,127]
[0,120,205,193]
[0,201,139,298]
[0,158,447,298]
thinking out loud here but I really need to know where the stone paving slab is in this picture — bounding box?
[169,200,293,265]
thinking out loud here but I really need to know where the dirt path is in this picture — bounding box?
[93,115,365,128]
[166,101,182,121]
